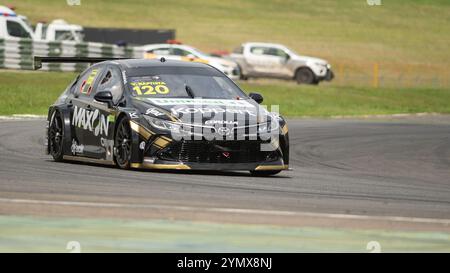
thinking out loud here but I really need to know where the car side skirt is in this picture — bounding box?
[62,155,115,165]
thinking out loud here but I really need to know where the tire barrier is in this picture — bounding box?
[0,38,144,72]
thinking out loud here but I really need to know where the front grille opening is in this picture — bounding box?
[158,140,278,164]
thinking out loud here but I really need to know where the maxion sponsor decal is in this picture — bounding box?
[72,106,110,137]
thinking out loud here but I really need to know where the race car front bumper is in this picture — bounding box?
[317,69,334,82]
[129,120,289,172]
[130,157,288,171]
[324,69,334,81]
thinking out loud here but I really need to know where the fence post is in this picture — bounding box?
[373,63,379,88]
[338,63,343,85]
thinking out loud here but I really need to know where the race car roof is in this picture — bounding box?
[33,56,223,76]
[113,58,207,69]
[112,59,223,77]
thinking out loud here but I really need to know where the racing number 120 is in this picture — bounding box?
[133,85,169,95]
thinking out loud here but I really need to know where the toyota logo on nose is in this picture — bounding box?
[217,127,232,136]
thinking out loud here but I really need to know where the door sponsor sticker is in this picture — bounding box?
[72,105,110,137]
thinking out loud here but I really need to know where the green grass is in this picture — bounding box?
[1,71,449,117]
[14,0,450,65]
[0,71,76,115]
[14,0,450,61]
[241,81,450,117]
[3,1,449,109]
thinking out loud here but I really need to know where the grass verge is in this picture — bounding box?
[1,215,449,252]
[1,70,449,117]
[240,81,450,117]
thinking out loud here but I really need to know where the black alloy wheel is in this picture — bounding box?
[48,111,64,161]
[115,118,132,169]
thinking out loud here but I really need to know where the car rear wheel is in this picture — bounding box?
[48,111,64,162]
[295,67,316,84]
[249,170,281,176]
[114,118,132,169]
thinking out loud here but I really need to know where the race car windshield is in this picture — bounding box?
[128,74,247,99]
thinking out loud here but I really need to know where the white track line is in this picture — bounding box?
[329,112,441,119]
[0,197,449,225]
[0,115,45,120]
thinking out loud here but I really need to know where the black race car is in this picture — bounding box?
[37,57,289,176]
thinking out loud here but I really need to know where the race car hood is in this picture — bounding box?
[131,97,273,127]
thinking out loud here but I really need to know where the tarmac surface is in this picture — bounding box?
[0,116,449,234]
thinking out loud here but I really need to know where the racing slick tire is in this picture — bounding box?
[114,117,132,169]
[249,170,282,176]
[295,67,316,85]
[48,110,65,162]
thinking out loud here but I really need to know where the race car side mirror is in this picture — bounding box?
[249,92,264,104]
[94,91,114,107]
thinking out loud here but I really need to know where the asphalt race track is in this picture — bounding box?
[1,116,450,230]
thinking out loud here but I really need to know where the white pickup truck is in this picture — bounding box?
[229,42,334,85]
[0,5,83,42]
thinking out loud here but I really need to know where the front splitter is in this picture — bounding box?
[130,158,288,171]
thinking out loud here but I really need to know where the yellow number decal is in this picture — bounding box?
[132,86,142,95]
[155,85,169,94]
[132,82,170,95]
[142,85,156,95]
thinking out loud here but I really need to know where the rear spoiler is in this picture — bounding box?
[33,56,129,70]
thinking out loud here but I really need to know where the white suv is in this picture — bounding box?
[141,43,241,80]
[230,42,334,84]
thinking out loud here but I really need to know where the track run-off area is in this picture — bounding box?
[0,115,449,252]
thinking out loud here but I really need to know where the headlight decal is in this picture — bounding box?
[281,124,289,135]
[144,116,181,132]
[129,120,154,140]
[152,136,172,149]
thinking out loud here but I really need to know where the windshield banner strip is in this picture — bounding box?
[145,98,254,107]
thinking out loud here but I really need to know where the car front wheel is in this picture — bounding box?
[114,118,132,169]
[48,110,65,161]
[295,67,316,84]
